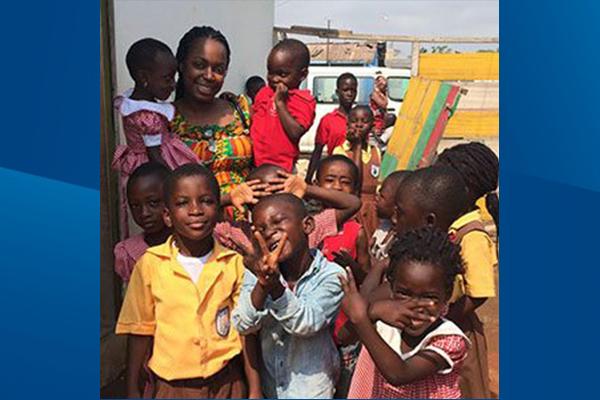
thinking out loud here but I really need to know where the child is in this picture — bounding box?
[113,162,171,284]
[245,75,266,104]
[334,105,382,239]
[341,226,470,399]
[435,142,499,398]
[306,73,358,182]
[370,170,412,261]
[112,38,199,238]
[116,164,252,399]
[312,154,370,398]
[251,39,316,171]
[232,193,345,398]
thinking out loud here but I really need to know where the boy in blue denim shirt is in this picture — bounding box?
[232,193,345,398]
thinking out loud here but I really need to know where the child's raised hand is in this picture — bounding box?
[333,249,356,269]
[339,267,370,324]
[230,180,270,213]
[253,230,288,288]
[268,170,307,198]
[274,83,289,103]
[369,298,436,330]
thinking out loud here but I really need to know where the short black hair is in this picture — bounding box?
[254,193,308,219]
[382,170,412,193]
[336,72,357,87]
[245,76,266,97]
[387,226,464,298]
[126,162,170,195]
[435,142,499,231]
[271,38,310,69]
[164,163,220,204]
[317,155,360,191]
[126,38,173,81]
[396,166,468,231]
[350,105,374,121]
[247,163,285,182]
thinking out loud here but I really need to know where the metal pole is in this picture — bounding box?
[326,19,331,66]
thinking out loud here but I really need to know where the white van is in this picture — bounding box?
[299,66,411,153]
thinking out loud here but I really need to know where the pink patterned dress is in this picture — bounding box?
[112,90,199,238]
[348,319,470,399]
[113,234,148,283]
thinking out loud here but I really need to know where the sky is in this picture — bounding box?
[275,0,499,54]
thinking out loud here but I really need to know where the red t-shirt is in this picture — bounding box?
[250,86,316,171]
[315,109,348,155]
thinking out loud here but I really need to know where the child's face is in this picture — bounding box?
[376,180,397,220]
[347,108,374,142]
[336,78,357,108]
[252,201,314,263]
[145,51,177,101]
[180,38,228,102]
[317,161,356,194]
[267,49,307,90]
[164,175,219,241]
[128,175,167,234]
[392,186,429,236]
[389,260,448,336]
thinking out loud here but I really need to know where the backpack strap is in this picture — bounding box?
[451,220,487,244]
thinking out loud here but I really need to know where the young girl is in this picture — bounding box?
[112,38,199,238]
[341,226,470,399]
[113,162,171,284]
[333,105,382,239]
[116,164,254,399]
[435,142,499,398]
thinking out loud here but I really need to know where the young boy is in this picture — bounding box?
[245,75,266,104]
[232,193,345,398]
[251,39,316,172]
[333,105,382,239]
[305,73,358,183]
[370,170,412,261]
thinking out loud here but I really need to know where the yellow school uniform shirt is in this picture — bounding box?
[116,236,244,381]
[449,209,497,303]
[333,140,381,164]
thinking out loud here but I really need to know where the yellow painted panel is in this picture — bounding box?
[445,110,499,138]
[419,53,499,81]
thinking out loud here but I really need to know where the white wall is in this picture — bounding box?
[113,0,274,96]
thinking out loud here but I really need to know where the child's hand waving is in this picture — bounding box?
[339,267,370,324]
[269,170,307,198]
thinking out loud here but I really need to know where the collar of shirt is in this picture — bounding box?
[449,209,482,233]
[340,140,377,163]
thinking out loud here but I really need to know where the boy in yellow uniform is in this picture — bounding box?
[116,164,251,399]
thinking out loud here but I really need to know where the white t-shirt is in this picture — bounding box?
[176,249,213,284]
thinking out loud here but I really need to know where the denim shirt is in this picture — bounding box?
[232,249,345,399]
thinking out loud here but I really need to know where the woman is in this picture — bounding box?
[171,26,253,219]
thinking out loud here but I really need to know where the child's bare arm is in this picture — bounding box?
[242,334,263,399]
[305,143,324,184]
[356,227,371,275]
[360,257,389,299]
[126,334,152,398]
[274,84,308,142]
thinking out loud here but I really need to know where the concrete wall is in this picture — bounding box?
[113,0,274,96]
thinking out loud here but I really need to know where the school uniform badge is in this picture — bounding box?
[216,306,230,337]
[371,164,380,178]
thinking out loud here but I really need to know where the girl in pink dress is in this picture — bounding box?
[340,227,470,399]
[112,38,198,238]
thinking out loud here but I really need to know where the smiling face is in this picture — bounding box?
[144,51,177,101]
[267,49,307,90]
[180,38,229,102]
[251,199,314,263]
[164,175,219,242]
[127,175,167,234]
[389,260,448,336]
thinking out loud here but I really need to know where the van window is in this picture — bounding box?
[388,77,410,102]
[313,76,374,105]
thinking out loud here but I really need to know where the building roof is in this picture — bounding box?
[307,42,377,65]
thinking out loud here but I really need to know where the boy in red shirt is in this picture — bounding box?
[251,39,316,172]
[305,73,358,183]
